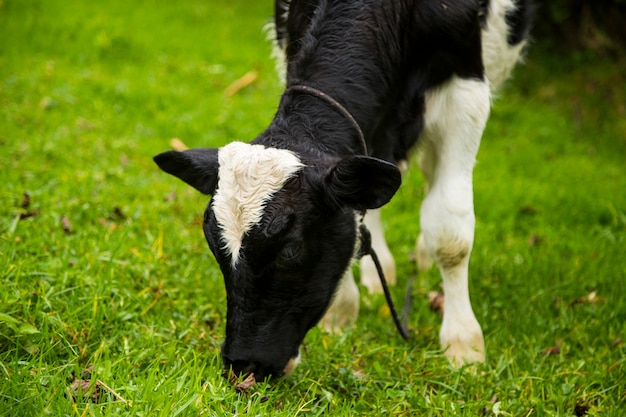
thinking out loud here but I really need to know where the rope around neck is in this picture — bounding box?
[284,85,367,156]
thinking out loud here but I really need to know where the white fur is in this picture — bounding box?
[213,142,303,266]
[264,22,288,85]
[418,76,490,365]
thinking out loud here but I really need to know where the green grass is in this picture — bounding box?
[1,0,625,415]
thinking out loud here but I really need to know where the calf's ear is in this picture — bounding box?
[153,148,219,195]
[325,155,401,210]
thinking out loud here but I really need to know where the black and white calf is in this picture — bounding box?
[155,0,533,381]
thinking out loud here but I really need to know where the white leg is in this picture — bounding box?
[321,267,360,333]
[419,76,490,366]
[416,233,434,271]
[416,149,434,272]
[360,208,396,294]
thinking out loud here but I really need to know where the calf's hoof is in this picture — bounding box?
[440,322,485,367]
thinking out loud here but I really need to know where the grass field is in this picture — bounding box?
[1,0,625,415]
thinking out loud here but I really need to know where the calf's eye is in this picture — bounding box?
[276,242,304,269]
[280,242,302,261]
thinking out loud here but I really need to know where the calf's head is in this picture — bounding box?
[154,141,400,380]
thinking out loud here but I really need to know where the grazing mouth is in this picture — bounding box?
[224,349,301,388]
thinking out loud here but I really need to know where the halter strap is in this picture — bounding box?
[284,85,368,156]
[356,223,411,340]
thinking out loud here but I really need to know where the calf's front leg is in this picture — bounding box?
[320,268,360,333]
[419,76,490,366]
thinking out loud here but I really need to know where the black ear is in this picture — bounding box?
[325,155,402,210]
[153,148,219,195]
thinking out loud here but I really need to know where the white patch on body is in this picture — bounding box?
[212,142,303,266]
[264,22,288,85]
[482,0,528,92]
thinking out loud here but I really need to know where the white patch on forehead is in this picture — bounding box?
[212,142,303,266]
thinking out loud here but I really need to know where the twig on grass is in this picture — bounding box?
[224,71,258,97]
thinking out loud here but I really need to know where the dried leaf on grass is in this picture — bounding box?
[20,192,31,209]
[224,369,256,393]
[351,367,367,381]
[67,365,129,405]
[528,233,545,246]
[170,138,188,151]
[97,207,127,230]
[39,96,55,110]
[61,215,73,234]
[572,291,603,306]
[235,373,256,392]
[224,71,258,97]
[18,192,39,219]
[427,291,445,313]
[165,191,177,202]
[68,379,104,403]
[482,394,499,415]
[67,378,129,405]
[574,402,590,416]
[378,304,391,318]
[19,209,39,220]
[541,345,561,356]
[112,206,126,220]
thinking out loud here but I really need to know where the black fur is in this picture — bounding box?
[270,0,484,164]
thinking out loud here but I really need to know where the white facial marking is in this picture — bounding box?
[212,142,303,266]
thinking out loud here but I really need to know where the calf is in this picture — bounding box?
[155,0,533,381]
